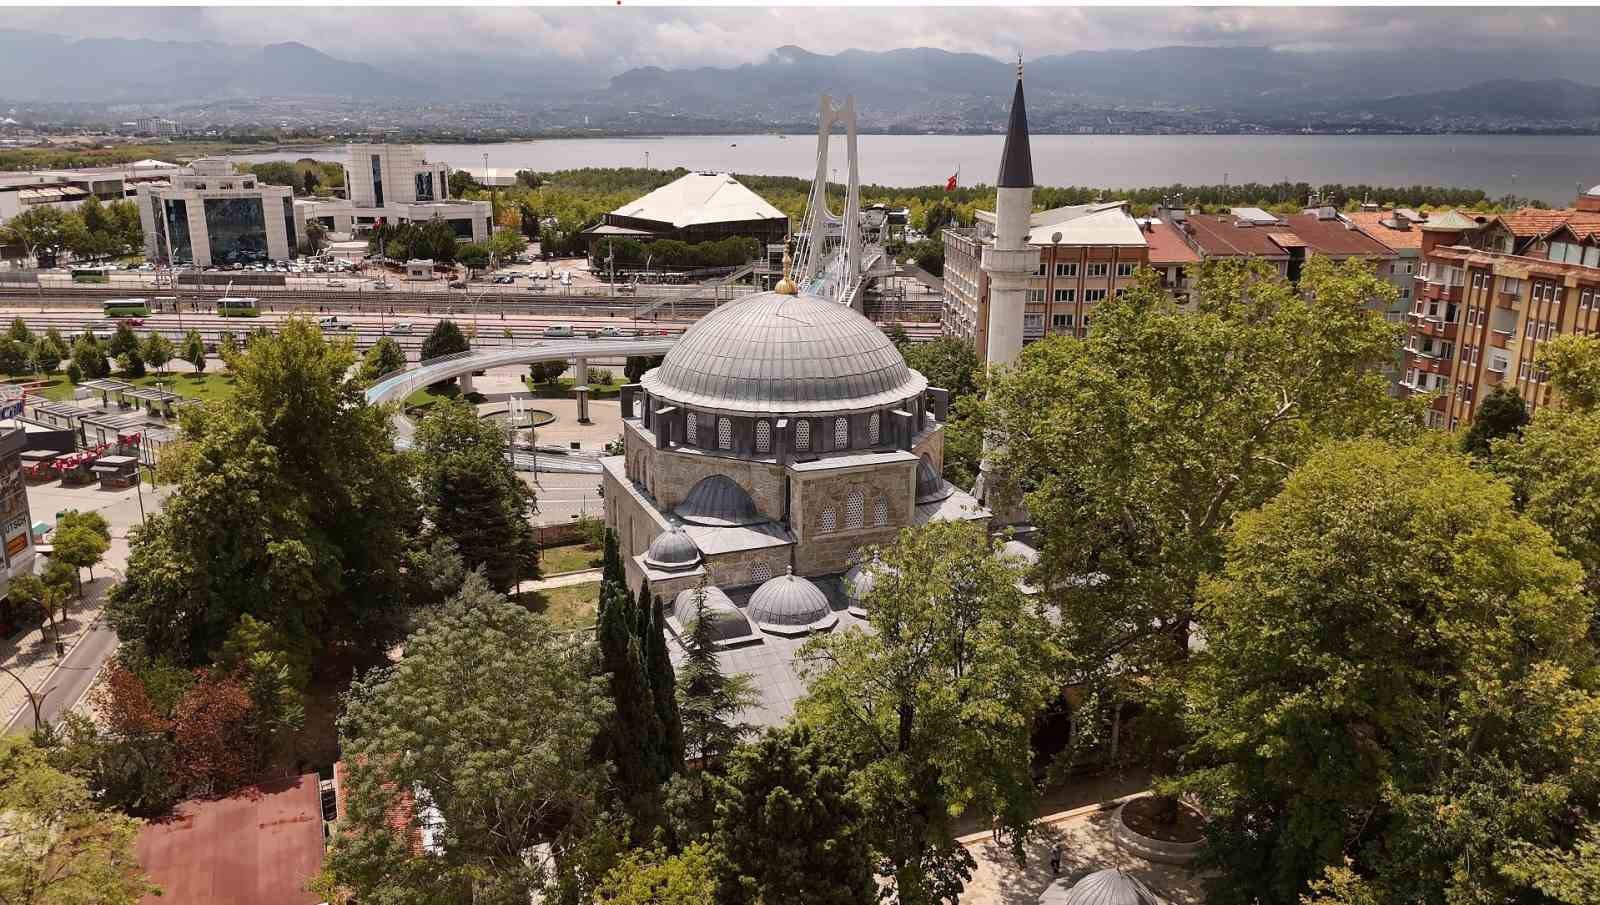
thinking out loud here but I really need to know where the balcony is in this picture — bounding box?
[1496,287,1522,309]
[1412,318,1458,341]
[1416,355,1452,376]
[1484,367,1505,386]
[1489,328,1517,349]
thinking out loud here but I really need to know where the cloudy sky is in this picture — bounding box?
[6,5,1597,74]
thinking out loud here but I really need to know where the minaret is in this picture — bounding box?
[973,59,1036,514]
[982,57,1036,373]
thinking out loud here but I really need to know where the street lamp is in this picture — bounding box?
[0,663,53,731]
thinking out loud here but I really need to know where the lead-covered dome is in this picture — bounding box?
[640,290,926,415]
[747,567,837,636]
[644,526,701,571]
[675,475,764,526]
[671,586,754,643]
[1047,869,1161,905]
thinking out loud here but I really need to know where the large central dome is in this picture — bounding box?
[640,290,925,415]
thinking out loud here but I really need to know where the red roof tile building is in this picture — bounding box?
[1400,186,1600,429]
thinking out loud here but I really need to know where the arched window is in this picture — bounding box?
[868,412,881,445]
[685,412,698,445]
[845,488,865,529]
[794,419,812,450]
[834,417,849,448]
[717,416,733,450]
[755,420,771,454]
[819,507,837,533]
[751,562,773,583]
[872,496,889,527]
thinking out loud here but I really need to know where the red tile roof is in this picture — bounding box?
[1179,212,1394,259]
[1501,207,1600,240]
[137,774,325,905]
[1141,218,1200,265]
[1275,213,1397,258]
[1179,214,1289,258]
[1343,212,1423,250]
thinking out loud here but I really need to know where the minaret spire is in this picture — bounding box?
[997,59,1033,190]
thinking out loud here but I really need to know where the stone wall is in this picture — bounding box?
[790,462,917,575]
[704,546,792,590]
[912,422,945,475]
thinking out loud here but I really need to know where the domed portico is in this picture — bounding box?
[600,274,988,725]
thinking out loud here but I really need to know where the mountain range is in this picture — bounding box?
[4,28,1600,130]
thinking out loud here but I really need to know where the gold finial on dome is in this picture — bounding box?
[773,240,798,295]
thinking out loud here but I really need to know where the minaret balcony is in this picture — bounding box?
[982,246,1039,277]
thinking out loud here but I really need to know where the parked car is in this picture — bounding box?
[327,279,347,288]
[448,280,468,289]
[542,324,575,338]
[589,326,625,338]
[318,315,352,331]
[388,321,413,335]
[374,280,392,290]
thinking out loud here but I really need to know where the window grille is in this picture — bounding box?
[834,417,848,448]
[845,489,865,529]
[751,562,773,583]
[795,419,812,450]
[717,417,732,450]
[755,420,771,453]
[820,508,837,533]
[868,413,880,445]
[685,413,697,445]
[872,496,889,527]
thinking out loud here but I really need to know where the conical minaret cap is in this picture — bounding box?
[996,60,1033,189]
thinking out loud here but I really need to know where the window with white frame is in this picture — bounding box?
[795,418,811,450]
[1083,289,1107,302]
[1027,289,1045,303]
[1054,288,1075,302]
[685,413,698,445]
[845,488,865,529]
[1035,262,1047,276]
[1116,262,1136,277]
[873,496,889,527]
[819,507,836,532]
[1087,262,1109,277]
[868,412,880,445]
[1052,313,1071,328]
[834,417,848,448]
[755,419,771,454]
[1056,262,1077,277]
[717,416,733,450]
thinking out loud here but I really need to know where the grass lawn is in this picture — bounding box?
[540,542,600,576]
[24,370,239,404]
[402,382,487,416]
[520,581,601,630]
[521,376,621,399]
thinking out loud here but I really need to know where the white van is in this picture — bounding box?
[542,324,575,338]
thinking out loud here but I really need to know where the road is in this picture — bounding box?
[5,617,117,732]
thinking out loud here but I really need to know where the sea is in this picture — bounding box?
[240,133,1600,207]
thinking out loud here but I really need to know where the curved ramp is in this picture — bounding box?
[364,337,676,407]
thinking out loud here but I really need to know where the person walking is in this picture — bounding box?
[991,815,1002,844]
[1050,842,1062,876]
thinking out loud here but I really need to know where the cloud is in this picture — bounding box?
[6,5,1600,74]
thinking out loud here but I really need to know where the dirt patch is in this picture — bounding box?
[1120,795,1205,844]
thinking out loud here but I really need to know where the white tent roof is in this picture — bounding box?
[610,172,785,228]
[127,159,179,170]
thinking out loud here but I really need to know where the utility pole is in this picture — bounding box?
[1,664,52,729]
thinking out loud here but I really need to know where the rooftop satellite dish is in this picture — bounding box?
[1051,231,1063,244]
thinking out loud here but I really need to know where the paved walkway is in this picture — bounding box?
[525,568,601,590]
[959,793,1206,905]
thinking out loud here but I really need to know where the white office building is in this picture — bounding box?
[298,144,491,244]
[138,158,297,267]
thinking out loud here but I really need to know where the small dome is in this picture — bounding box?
[645,526,701,572]
[1586,184,1600,197]
[671,586,753,643]
[915,456,953,505]
[1048,868,1161,905]
[843,557,894,608]
[748,568,834,635]
[675,475,763,526]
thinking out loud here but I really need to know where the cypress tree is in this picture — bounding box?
[677,582,755,764]
[593,530,663,837]
[639,580,685,778]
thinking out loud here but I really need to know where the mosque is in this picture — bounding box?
[600,64,1036,725]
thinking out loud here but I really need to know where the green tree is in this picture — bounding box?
[489,228,529,261]
[359,336,406,383]
[181,328,206,374]
[1540,333,1600,410]
[900,335,980,400]
[9,316,34,344]
[413,401,539,592]
[402,535,466,611]
[985,257,1410,778]
[1494,405,1600,606]
[45,712,181,819]
[68,335,109,381]
[1502,824,1600,905]
[108,317,418,665]
[216,330,239,366]
[0,735,154,905]
[906,237,944,276]
[711,725,877,905]
[676,582,754,764]
[140,331,174,375]
[117,347,145,378]
[51,523,108,595]
[593,530,668,839]
[106,322,139,359]
[0,338,30,376]
[298,219,328,256]
[624,355,663,384]
[797,522,1056,904]
[528,360,565,387]
[456,242,492,273]
[70,195,119,260]
[1460,384,1529,457]
[327,573,611,904]
[640,580,683,776]
[216,613,308,764]
[447,169,479,198]
[32,329,66,374]
[4,205,86,268]
[1178,439,1600,905]
[594,844,717,905]
[420,318,469,362]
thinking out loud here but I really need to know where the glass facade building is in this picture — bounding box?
[203,197,269,264]
[414,171,434,202]
[371,154,385,208]
[162,198,192,264]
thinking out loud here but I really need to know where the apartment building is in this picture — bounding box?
[1174,206,1397,286]
[0,159,178,226]
[1400,187,1600,429]
[1341,209,1426,321]
[300,144,490,243]
[138,158,297,267]
[943,201,1150,364]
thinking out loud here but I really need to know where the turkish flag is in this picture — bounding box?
[945,173,958,192]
